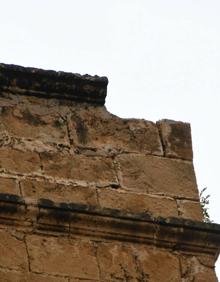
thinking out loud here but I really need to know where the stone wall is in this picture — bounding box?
[0,63,219,281]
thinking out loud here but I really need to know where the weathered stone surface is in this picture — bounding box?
[70,279,99,282]
[97,242,181,281]
[157,119,193,160]
[41,152,117,184]
[0,271,68,282]
[26,235,99,279]
[177,199,203,221]
[0,148,40,174]
[131,244,181,282]
[0,63,218,281]
[0,229,28,271]
[69,110,163,155]
[0,177,19,195]
[0,106,69,145]
[21,179,98,205]
[118,154,199,199]
[98,188,178,218]
[97,242,144,281]
[180,255,218,281]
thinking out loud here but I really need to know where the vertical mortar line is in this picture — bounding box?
[24,235,32,273]
[175,198,182,217]
[178,254,184,279]
[66,114,74,146]
[112,155,122,189]
[95,187,101,209]
[93,241,102,282]
[18,180,23,197]
[156,123,165,157]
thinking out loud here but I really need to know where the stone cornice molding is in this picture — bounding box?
[0,193,219,258]
[0,63,108,105]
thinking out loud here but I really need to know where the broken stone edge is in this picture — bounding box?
[0,63,108,105]
[0,193,219,258]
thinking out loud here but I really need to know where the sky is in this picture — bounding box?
[0,0,220,277]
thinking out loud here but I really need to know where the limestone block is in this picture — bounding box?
[41,152,117,184]
[21,179,98,206]
[97,242,143,281]
[118,154,199,199]
[97,242,181,281]
[26,235,99,279]
[0,177,20,195]
[0,229,28,271]
[0,106,69,144]
[180,255,218,281]
[177,199,203,221]
[0,148,40,174]
[0,271,68,282]
[130,244,181,281]
[69,110,163,155]
[157,119,193,160]
[97,188,178,218]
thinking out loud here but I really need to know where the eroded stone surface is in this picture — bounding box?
[97,242,181,281]
[0,63,217,281]
[98,188,178,218]
[0,106,69,145]
[0,148,41,174]
[118,154,199,199]
[0,271,68,282]
[0,177,19,195]
[40,151,117,185]
[0,229,28,271]
[26,235,99,279]
[21,179,98,206]
[69,109,163,155]
[180,255,218,282]
[157,119,193,160]
[177,199,203,221]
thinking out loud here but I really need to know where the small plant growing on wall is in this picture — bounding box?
[200,187,212,223]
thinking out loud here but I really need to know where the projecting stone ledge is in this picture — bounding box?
[0,192,219,258]
[0,63,108,105]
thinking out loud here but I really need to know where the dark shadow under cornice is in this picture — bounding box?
[0,192,219,258]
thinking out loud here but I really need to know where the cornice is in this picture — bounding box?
[0,193,219,257]
[0,63,108,105]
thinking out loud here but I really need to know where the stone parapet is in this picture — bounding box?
[0,63,219,281]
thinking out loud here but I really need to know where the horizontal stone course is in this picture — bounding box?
[97,188,178,218]
[40,151,117,185]
[117,154,199,199]
[0,148,41,174]
[21,179,98,206]
[69,110,163,155]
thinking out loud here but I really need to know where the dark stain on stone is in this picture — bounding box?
[75,117,89,144]
[22,109,47,126]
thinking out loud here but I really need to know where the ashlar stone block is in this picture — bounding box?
[26,235,99,279]
[118,154,199,199]
[157,119,193,160]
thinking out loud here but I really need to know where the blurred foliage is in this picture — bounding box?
[200,187,212,223]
